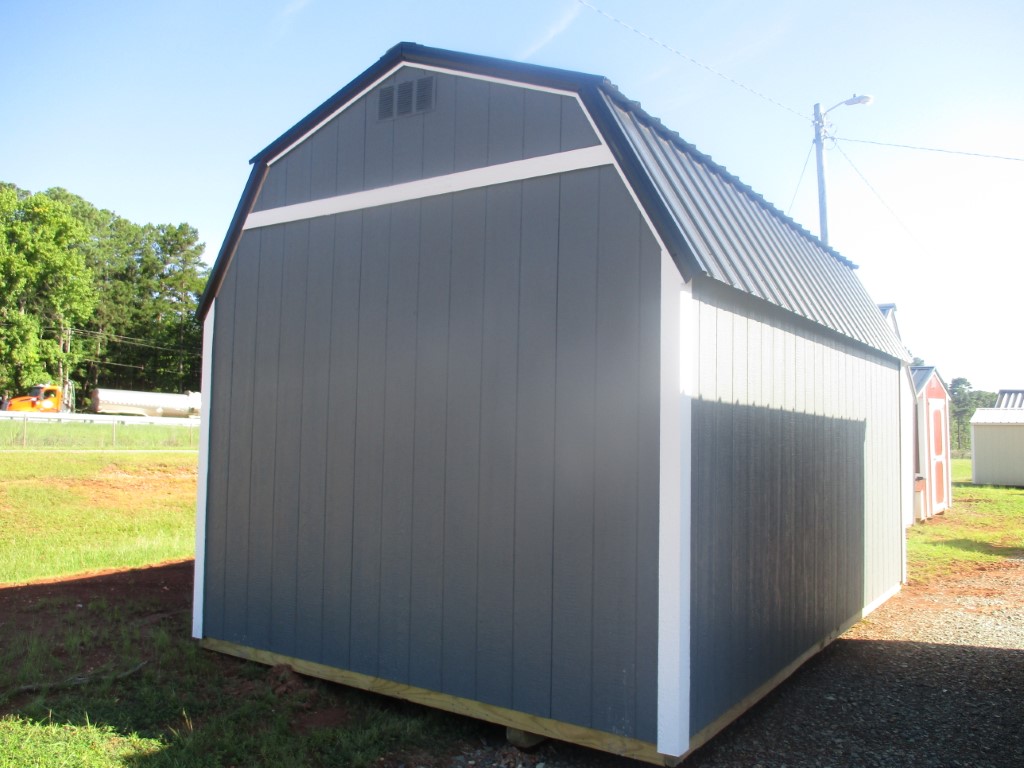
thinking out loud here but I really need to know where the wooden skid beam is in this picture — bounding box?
[200,638,675,765]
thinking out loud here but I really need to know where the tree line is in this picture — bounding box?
[0,182,208,405]
[949,377,996,453]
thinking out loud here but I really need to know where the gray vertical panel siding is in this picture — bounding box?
[378,201,420,682]
[294,217,335,662]
[210,153,656,742]
[551,169,599,727]
[364,92,396,192]
[321,213,363,669]
[337,98,367,196]
[422,74,456,179]
[442,190,486,699]
[253,70,598,211]
[309,116,339,201]
[524,91,563,158]
[203,240,240,641]
[222,239,259,642]
[454,77,490,173]
[487,83,525,165]
[409,196,453,691]
[592,167,641,735]
[688,296,900,734]
[350,207,390,675]
[283,141,312,207]
[512,176,559,718]
[475,184,521,707]
[246,227,285,649]
[270,222,310,656]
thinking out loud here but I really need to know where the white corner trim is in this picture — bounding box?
[657,252,693,757]
[862,581,901,619]
[192,301,215,639]
[244,144,614,229]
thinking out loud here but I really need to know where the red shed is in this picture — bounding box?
[911,367,952,520]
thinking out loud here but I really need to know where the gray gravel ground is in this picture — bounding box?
[403,560,1023,768]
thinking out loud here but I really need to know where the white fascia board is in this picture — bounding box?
[244,144,614,229]
[192,301,215,639]
[657,251,693,757]
[268,61,584,167]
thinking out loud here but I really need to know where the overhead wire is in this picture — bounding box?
[839,137,1024,163]
[574,0,808,122]
[786,140,815,216]
[831,140,928,251]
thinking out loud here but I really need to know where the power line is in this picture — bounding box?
[840,137,1024,162]
[832,140,927,250]
[575,0,807,122]
[787,140,815,216]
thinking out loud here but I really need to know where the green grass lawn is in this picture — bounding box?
[0,452,198,584]
[0,452,1021,766]
[906,457,1024,583]
[0,418,200,451]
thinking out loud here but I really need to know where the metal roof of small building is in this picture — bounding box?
[912,366,937,393]
[199,43,907,362]
[996,390,1024,408]
[972,408,1024,425]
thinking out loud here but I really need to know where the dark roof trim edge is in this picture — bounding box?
[197,162,266,319]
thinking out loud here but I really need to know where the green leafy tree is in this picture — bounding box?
[949,377,997,452]
[0,184,95,392]
[1,183,208,404]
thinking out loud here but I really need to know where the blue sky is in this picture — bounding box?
[4,0,1022,391]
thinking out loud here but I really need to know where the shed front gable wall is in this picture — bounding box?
[252,65,601,213]
[202,155,663,742]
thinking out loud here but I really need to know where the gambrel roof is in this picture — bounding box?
[200,42,906,361]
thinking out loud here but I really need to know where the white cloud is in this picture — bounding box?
[280,0,312,18]
[520,2,583,59]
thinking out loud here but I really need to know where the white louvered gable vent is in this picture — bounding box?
[378,76,435,120]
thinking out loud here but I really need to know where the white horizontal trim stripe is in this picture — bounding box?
[244,144,615,229]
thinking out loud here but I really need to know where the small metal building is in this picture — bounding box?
[972,397,1024,486]
[193,44,909,764]
[910,366,952,519]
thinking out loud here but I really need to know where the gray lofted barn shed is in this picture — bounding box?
[194,43,911,764]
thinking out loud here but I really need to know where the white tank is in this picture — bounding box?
[90,389,202,418]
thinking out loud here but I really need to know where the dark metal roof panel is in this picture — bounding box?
[911,366,937,393]
[996,390,1024,408]
[597,91,907,360]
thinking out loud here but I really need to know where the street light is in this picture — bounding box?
[813,94,873,246]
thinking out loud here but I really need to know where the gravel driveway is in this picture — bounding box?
[425,560,1024,768]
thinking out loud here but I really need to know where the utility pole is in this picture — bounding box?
[813,102,829,246]
[812,94,873,248]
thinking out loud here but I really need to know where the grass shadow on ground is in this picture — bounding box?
[0,562,483,768]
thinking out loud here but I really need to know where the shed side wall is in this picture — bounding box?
[203,165,662,742]
[972,424,1024,486]
[688,290,903,734]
